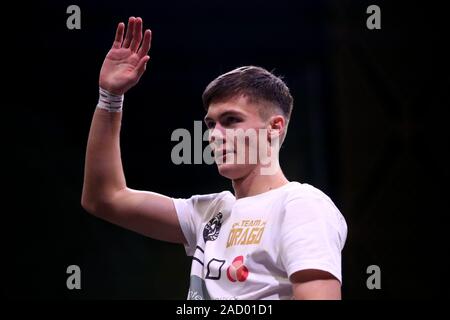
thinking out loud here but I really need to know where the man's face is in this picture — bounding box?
[204,95,272,180]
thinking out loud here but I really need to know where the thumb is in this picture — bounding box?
[135,55,150,78]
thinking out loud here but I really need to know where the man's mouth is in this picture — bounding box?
[214,150,235,161]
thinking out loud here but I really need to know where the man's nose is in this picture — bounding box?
[209,124,226,146]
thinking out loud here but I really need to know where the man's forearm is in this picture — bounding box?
[82,108,126,210]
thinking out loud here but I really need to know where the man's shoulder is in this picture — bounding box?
[183,189,234,210]
[190,190,234,202]
[284,182,346,229]
[284,181,334,202]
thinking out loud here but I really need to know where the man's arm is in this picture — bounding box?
[291,269,341,300]
[81,17,186,244]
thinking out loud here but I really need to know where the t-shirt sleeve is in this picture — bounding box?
[279,196,347,283]
[172,193,220,256]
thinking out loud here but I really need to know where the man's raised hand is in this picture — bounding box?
[99,17,152,95]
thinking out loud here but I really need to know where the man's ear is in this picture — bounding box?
[267,115,285,141]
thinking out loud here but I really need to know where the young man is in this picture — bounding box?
[82,17,347,300]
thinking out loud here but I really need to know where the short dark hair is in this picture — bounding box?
[202,66,294,124]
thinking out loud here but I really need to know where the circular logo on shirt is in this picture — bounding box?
[226,256,249,282]
[203,212,223,242]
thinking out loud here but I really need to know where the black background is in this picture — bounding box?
[5,0,449,299]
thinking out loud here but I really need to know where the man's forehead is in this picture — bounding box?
[205,96,256,118]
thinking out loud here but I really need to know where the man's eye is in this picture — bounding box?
[224,117,240,125]
[206,121,215,129]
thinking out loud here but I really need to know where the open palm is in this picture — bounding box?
[99,17,152,95]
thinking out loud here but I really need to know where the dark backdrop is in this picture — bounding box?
[5,0,449,299]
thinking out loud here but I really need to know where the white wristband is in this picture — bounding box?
[97,87,124,112]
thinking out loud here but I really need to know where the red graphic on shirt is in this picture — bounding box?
[226,255,249,282]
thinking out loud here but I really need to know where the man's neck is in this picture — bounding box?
[232,165,289,199]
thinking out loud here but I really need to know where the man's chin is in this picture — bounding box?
[216,163,248,180]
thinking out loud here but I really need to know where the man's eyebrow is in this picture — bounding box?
[204,110,245,122]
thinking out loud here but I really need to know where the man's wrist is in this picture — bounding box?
[97,87,124,112]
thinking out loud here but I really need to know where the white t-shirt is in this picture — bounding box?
[172,181,347,300]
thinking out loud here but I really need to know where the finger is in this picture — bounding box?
[123,17,136,48]
[112,22,125,48]
[138,29,152,58]
[134,55,150,78]
[130,17,143,52]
